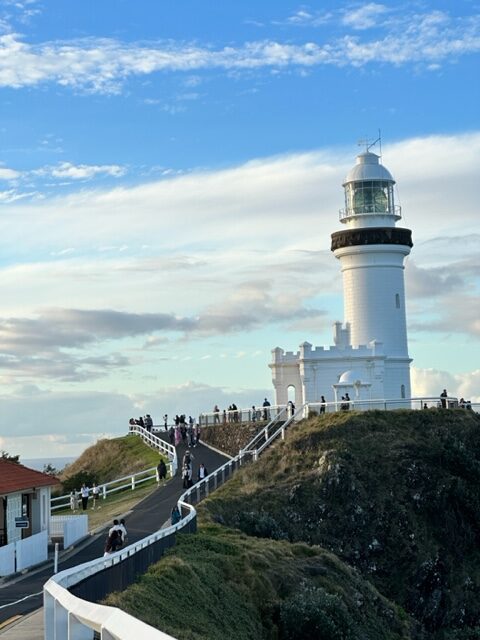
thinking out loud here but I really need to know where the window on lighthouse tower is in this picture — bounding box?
[346,181,392,215]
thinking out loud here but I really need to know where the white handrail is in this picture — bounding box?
[129,424,178,475]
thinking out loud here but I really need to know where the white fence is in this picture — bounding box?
[0,541,15,576]
[128,425,178,475]
[51,463,172,513]
[199,396,479,425]
[50,515,88,548]
[43,405,301,639]
[0,530,48,577]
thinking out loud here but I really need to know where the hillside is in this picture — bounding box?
[106,523,417,640]
[60,434,163,487]
[106,409,480,639]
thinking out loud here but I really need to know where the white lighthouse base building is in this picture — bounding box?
[270,324,411,408]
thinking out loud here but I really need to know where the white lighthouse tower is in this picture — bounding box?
[270,147,413,407]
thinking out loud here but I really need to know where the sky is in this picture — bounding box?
[0,0,478,460]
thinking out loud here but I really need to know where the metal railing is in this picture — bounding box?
[339,203,402,220]
[199,403,287,427]
[51,463,173,513]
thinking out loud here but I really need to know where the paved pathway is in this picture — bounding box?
[0,439,228,634]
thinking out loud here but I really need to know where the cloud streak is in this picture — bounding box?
[0,9,478,93]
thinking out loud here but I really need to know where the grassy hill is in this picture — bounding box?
[105,409,480,639]
[61,434,163,486]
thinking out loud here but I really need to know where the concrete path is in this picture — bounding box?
[0,438,228,635]
[0,609,43,640]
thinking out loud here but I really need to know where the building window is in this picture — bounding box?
[395,293,400,309]
[401,384,406,399]
[287,385,296,404]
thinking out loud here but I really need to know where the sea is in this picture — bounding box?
[22,456,76,472]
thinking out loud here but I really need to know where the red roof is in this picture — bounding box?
[0,458,60,495]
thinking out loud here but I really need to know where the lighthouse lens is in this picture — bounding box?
[348,181,391,215]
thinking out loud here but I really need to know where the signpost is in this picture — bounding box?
[15,517,29,528]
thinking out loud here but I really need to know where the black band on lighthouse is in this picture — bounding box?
[330,227,413,252]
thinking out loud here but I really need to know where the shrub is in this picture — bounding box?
[279,582,354,640]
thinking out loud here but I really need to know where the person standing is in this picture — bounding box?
[163,414,168,431]
[92,483,100,509]
[440,389,448,409]
[320,396,326,414]
[80,483,90,511]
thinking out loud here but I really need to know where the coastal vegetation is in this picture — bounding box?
[107,409,480,639]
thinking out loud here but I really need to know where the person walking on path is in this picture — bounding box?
[80,483,90,511]
[104,529,122,556]
[197,463,208,481]
[157,459,167,483]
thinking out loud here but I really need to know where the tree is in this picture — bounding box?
[43,463,58,476]
[1,450,20,464]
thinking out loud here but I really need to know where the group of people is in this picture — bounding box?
[104,518,128,556]
[181,449,208,489]
[213,398,273,424]
[168,421,200,448]
[70,482,101,511]
[129,414,154,432]
[340,393,351,411]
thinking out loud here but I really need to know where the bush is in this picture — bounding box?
[279,582,355,640]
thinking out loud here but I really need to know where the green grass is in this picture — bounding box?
[60,434,164,485]
[105,523,414,640]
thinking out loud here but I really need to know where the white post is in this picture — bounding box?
[54,600,69,640]
[44,590,55,640]
[54,542,59,574]
[102,485,107,500]
[131,475,135,491]
[68,613,93,640]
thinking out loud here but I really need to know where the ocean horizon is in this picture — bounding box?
[22,456,76,472]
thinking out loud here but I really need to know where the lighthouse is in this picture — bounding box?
[270,148,413,407]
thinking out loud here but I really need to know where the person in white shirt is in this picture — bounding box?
[197,463,208,481]
[80,484,90,511]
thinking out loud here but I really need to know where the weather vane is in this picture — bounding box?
[357,129,382,155]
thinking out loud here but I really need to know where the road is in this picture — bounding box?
[0,439,228,625]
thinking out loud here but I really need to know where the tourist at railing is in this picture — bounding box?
[80,483,90,510]
[262,398,271,421]
[104,529,122,556]
[92,483,100,509]
[171,505,181,525]
[320,396,326,414]
[440,389,448,409]
[197,463,208,481]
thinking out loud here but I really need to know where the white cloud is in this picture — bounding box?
[412,367,480,404]
[49,162,126,180]
[342,3,388,30]
[0,10,478,93]
[0,166,20,180]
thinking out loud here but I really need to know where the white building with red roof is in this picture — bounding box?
[0,458,59,548]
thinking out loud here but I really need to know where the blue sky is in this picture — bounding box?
[0,0,478,459]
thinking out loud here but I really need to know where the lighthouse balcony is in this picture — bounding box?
[339,204,402,222]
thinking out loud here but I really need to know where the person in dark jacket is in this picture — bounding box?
[157,459,167,482]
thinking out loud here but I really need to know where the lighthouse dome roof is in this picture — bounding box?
[343,151,394,185]
[338,370,364,385]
